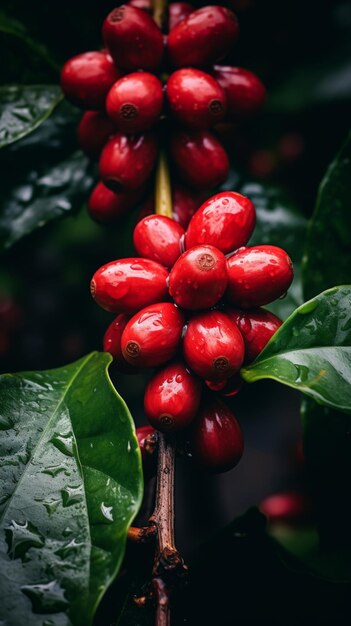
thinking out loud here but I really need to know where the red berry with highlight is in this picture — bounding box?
[260,492,311,524]
[102,5,164,71]
[169,245,227,310]
[212,66,266,118]
[77,111,116,159]
[128,0,152,12]
[103,313,129,364]
[191,399,243,472]
[226,245,294,308]
[91,258,168,313]
[121,302,184,367]
[99,132,158,191]
[134,215,184,268]
[88,182,142,224]
[106,72,163,133]
[183,310,245,381]
[186,191,256,254]
[168,2,194,30]
[227,308,282,363]
[167,69,227,129]
[144,362,201,432]
[170,129,229,190]
[60,51,120,110]
[168,6,239,68]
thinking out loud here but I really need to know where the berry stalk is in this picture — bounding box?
[152,0,168,29]
[155,149,173,218]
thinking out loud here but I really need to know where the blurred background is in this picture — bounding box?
[0,3,351,620]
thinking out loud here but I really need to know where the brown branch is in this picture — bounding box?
[127,524,157,543]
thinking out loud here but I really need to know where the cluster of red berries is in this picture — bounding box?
[60,2,265,225]
[91,191,293,472]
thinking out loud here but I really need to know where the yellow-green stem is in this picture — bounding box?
[152,0,168,29]
[155,150,173,218]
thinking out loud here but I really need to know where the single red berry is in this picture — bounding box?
[77,111,116,159]
[133,215,184,268]
[128,0,152,12]
[170,129,229,189]
[102,5,164,71]
[205,374,244,396]
[144,362,201,432]
[60,51,120,110]
[169,245,227,310]
[168,2,194,30]
[88,182,142,224]
[183,310,245,380]
[91,258,168,313]
[167,69,227,129]
[212,66,266,118]
[226,245,294,308]
[103,313,129,363]
[185,191,256,254]
[121,302,184,368]
[99,132,158,192]
[227,307,282,363]
[259,492,311,524]
[106,72,164,133]
[168,6,239,68]
[136,425,158,477]
[191,399,243,472]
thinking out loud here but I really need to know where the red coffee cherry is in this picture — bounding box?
[168,6,239,68]
[106,72,163,133]
[168,2,194,30]
[226,245,294,308]
[170,129,229,189]
[91,258,168,313]
[212,66,266,118]
[128,0,152,12]
[227,308,282,363]
[259,491,311,524]
[167,69,227,129]
[133,215,184,268]
[183,310,245,380]
[103,313,129,364]
[169,245,227,310]
[144,362,201,432]
[185,191,256,254]
[191,399,244,472]
[77,111,116,159]
[99,132,158,192]
[60,51,120,110]
[88,182,142,224]
[102,5,164,71]
[121,302,184,367]
[136,425,158,477]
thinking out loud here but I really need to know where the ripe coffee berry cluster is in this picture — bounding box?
[91,191,293,472]
[60,2,265,225]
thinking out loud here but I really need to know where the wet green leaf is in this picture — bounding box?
[0,85,63,149]
[241,286,351,413]
[0,352,143,626]
[240,181,307,319]
[302,132,351,300]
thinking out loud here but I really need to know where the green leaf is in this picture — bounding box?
[302,132,351,301]
[0,85,63,149]
[0,11,58,71]
[241,286,351,413]
[0,150,93,251]
[0,352,143,626]
[240,181,307,319]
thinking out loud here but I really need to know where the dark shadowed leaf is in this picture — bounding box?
[0,352,143,626]
[302,132,351,301]
[241,286,351,413]
[0,85,63,148]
